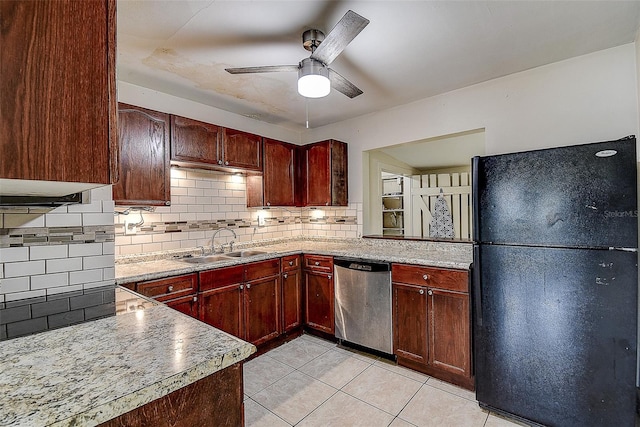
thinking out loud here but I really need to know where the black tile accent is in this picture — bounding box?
[6,317,48,339]
[84,302,115,320]
[5,296,46,308]
[31,298,70,318]
[0,325,7,340]
[69,292,104,310]
[0,305,31,325]
[48,309,85,329]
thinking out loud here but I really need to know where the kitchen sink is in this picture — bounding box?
[224,250,268,258]
[178,254,233,264]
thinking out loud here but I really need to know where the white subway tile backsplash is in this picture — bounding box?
[0,247,29,263]
[30,245,68,260]
[4,213,46,228]
[31,272,69,290]
[0,277,30,293]
[83,255,114,270]
[103,267,115,280]
[5,289,46,302]
[82,213,114,226]
[83,280,115,290]
[45,213,82,227]
[5,260,45,278]
[141,243,163,253]
[46,257,82,274]
[102,242,115,255]
[69,269,103,285]
[89,184,113,200]
[67,200,102,213]
[68,242,103,257]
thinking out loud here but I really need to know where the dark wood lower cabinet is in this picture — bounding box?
[99,362,244,427]
[245,274,280,346]
[200,283,244,338]
[392,263,473,390]
[393,282,428,365]
[282,267,302,332]
[304,269,334,334]
[166,294,199,318]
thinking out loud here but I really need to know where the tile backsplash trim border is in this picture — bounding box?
[1,225,115,248]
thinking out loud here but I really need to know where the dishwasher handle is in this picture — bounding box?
[333,257,391,273]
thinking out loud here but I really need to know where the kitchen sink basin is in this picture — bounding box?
[224,250,268,258]
[178,254,232,264]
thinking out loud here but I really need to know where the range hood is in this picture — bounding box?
[0,178,104,208]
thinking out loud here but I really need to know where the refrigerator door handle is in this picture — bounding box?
[471,156,481,243]
[472,244,482,326]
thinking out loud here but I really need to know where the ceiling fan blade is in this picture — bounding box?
[311,10,369,66]
[225,65,298,74]
[329,68,363,98]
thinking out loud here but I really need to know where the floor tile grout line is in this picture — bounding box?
[291,386,341,426]
[245,396,294,427]
[422,379,478,403]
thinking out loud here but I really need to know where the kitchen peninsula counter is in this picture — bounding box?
[0,288,256,426]
[115,237,473,285]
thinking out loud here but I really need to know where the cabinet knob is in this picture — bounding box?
[167,285,174,292]
[328,274,332,280]
[240,285,244,290]
[422,274,429,281]
[289,261,294,266]
[325,202,329,206]
[247,283,251,289]
[218,160,223,165]
[225,161,229,166]
[283,273,288,279]
[428,289,433,296]
[193,296,198,302]
[267,202,271,206]
[315,261,320,266]
[419,289,424,295]
[165,201,171,206]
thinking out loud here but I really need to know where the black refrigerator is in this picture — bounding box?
[472,136,638,426]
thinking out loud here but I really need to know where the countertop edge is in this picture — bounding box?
[55,336,255,426]
[116,248,472,285]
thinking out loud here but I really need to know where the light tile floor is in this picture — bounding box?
[244,334,524,427]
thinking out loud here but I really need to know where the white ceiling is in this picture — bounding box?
[117,1,640,132]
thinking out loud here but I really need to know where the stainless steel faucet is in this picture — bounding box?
[210,227,237,253]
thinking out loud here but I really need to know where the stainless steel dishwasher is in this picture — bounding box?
[334,257,393,355]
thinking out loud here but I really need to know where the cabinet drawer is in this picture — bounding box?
[282,255,301,272]
[392,264,468,293]
[245,258,281,281]
[200,265,244,292]
[303,255,333,272]
[137,274,197,301]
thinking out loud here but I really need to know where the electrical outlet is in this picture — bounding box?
[124,220,137,235]
[258,215,265,226]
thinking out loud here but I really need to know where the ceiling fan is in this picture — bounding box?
[225,10,369,99]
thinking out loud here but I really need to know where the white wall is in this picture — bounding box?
[303,43,639,203]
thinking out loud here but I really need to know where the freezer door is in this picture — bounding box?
[473,138,637,248]
[474,245,638,426]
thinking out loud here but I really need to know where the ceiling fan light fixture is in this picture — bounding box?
[298,58,330,98]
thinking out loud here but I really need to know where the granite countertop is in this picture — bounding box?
[116,237,473,284]
[0,288,256,427]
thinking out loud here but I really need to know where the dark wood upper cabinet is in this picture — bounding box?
[113,104,171,206]
[170,116,221,166]
[247,138,297,207]
[222,128,262,171]
[1,0,117,186]
[303,140,348,206]
[169,117,262,173]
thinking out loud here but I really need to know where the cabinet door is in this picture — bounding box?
[245,275,280,346]
[393,282,428,364]
[222,128,262,171]
[200,284,244,339]
[263,138,296,206]
[1,0,116,184]
[166,294,199,319]
[282,268,302,333]
[305,142,331,206]
[170,115,221,166]
[304,270,334,334]
[113,104,170,206]
[428,288,471,378]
